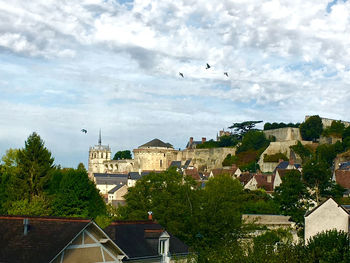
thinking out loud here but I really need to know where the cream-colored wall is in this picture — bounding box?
[304,198,349,243]
[263,128,302,142]
[134,148,178,171]
[96,184,117,195]
[178,147,236,171]
[258,140,313,172]
[108,184,128,203]
[244,177,258,190]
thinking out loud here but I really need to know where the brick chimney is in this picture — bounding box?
[148,211,153,221]
[202,137,206,143]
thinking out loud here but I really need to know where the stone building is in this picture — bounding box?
[133,138,179,171]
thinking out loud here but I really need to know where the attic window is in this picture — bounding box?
[159,239,166,255]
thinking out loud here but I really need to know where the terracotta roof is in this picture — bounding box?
[238,173,254,185]
[104,221,189,260]
[254,173,275,192]
[0,215,90,263]
[184,168,200,180]
[211,168,237,177]
[335,170,350,189]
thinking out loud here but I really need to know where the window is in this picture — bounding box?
[159,239,166,255]
[160,160,162,168]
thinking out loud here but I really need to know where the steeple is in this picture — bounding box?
[98,129,102,146]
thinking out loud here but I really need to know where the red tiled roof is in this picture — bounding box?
[238,173,253,185]
[184,168,200,180]
[254,173,275,192]
[335,170,350,189]
[211,167,237,177]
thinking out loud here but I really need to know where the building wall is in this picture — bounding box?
[133,148,179,171]
[304,198,349,243]
[263,128,302,142]
[305,116,350,128]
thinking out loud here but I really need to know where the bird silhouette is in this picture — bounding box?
[179,72,184,78]
[224,72,229,77]
[81,129,87,134]
[206,63,211,69]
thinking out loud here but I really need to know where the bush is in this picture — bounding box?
[263,153,288,162]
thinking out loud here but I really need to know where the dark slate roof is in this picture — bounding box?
[183,159,192,169]
[128,172,142,180]
[0,215,90,263]
[94,173,128,185]
[339,162,350,170]
[104,221,189,260]
[139,139,173,149]
[185,141,202,149]
[273,161,301,173]
[108,183,127,194]
[170,161,182,168]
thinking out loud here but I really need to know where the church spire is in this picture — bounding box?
[98,129,102,146]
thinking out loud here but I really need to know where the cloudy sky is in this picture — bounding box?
[0,0,349,167]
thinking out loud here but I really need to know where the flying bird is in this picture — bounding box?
[206,63,211,69]
[179,72,184,78]
[81,129,87,134]
[224,72,229,77]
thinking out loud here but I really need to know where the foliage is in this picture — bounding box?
[290,141,313,164]
[274,170,311,226]
[77,162,87,172]
[303,159,332,204]
[241,190,279,215]
[300,115,323,141]
[305,230,350,263]
[7,195,52,216]
[50,168,107,218]
[17,132,55,198]
[228,121,263,139]
[237,130,269,154]
[264,122,300,130]
[316,142,343,167]
[113,150,132,160]
[222,154,238,166]
[263,153,289,162]
[197,136,238,149]
[196,139,219,149]
[322,120,345,138]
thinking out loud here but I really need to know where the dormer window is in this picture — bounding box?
[159,239,166,254]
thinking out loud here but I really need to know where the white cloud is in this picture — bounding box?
[1,0,350,166]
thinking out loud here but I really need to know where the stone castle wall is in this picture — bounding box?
[263,127,302,142]
[177,147,236,171]
[305,116,350,128]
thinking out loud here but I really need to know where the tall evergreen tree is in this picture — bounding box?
[17,132,54,198]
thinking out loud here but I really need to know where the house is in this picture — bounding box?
[273,160,301,174]
[185,137,206,149]
[104,220,190,263]
[304,198,350,243]
[94,173,128,197]
[209,165,242,178]
[333,162,350,190]
[273,169,301,190]
[242,214,298,241]
[108,183,128,206]
[183,167,201,181]
[0,215,126,263]
[243,173,274,193]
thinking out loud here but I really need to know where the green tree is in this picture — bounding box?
[305,230,350,263]
[50,168,107,218]
[229,120,263,139]
[113,150,132,160]
[17,132,55,198]
[300,115,323,141]
[77,162,87,172]
[290,141,313,164]
[119,168,198,244]
[237,130,269,153]
[303,159,331,204]
[274,170,310,226]
[323,120,345,138]
[7,195,52,216]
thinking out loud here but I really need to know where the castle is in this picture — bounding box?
[88,132,236,178]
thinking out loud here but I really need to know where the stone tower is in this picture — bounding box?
[88,130,111,179]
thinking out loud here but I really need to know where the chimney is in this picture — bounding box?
[23,218,29,236]
[202,137,206,143]
[267,175,272,183]
[148,211,153,221]
[278,159,284,164]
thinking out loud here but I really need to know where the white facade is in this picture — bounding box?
[304,198,349,243]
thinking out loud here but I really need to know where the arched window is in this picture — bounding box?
[160,159,163,168]
[94,153,97,158]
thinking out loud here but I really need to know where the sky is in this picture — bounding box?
[0,0,349,168]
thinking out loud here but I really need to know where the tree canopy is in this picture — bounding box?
[228,120,263,139]
[113,150,132,160]
[300,115,323,141]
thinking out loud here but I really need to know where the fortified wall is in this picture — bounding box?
[305,116,350,128]
[177,147,236,171]
[263,127,302,142]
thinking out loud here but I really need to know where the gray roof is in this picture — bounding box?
[128,172,142,180]
[185,141,202,149]
[273,161,301,173]
[108,183,126,194]
[170,161,181,168]
[339,162,350,170]
[94,173,128,185]
[139,139,173,149]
